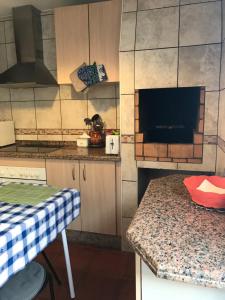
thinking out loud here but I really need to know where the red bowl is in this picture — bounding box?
[183,176,225,208]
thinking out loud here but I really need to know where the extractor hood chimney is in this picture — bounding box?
[0,5,57,88]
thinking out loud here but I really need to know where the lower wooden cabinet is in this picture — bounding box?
[80,160,116,235]
[46,159,81,231]
[46,159,117,235]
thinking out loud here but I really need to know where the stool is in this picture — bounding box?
[0,261,55,300]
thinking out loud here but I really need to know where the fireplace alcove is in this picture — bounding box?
[135,87,205,163]
[139,87,200,144]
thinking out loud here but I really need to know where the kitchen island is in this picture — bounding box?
[127,174,225,300]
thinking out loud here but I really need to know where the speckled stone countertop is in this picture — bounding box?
[47,146,120,161]
[0,144,120,162]
[127,174,225,289]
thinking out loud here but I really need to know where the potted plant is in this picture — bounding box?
[84,114,105,147]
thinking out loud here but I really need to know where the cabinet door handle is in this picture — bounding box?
[83,164,86,181]
[72,166,75,181]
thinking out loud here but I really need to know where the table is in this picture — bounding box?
[0,182,80,299]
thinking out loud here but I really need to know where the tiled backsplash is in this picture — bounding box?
[0,10,119,141]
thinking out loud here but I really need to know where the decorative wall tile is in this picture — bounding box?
[34,87,60,101]
[15,129,37,135]
[61,100,88,129]
[119,51,135,94]
[0,44,7,72]
[43,39,56,71]
[4,20,14,43]
[122,181,138,217]
[138,0,179,10]
[0,102,12,120]
[220,41,225,90]
[120,12,136,51]
[123,0,137,12]
[41,14,55,39]
[35,100,61,129]
[37,129,62,135]
[10,88,34,101]
[62,129,88,135]
[88,99,117,129]
[60,85,87,100]
[120,95,134,134]
[136,7,179,50]
[0,88,10,101]
[88,84,116,99]
[204,92,219,135]
[216,146,225,176]
[0,22,5,43]
[135,48,178,89]
[121,143,137,181]
[11,101,36,129]
[180,2,221,46]
[121,135,135,143]
[218,89,225,141]
[179,44,221,91]
[6,43,17,68]
[178,144,216,171]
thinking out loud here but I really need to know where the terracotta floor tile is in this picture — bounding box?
[36,239,135,300]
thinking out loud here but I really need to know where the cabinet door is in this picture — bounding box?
[89,0,121,82]
[80,160,116,235]
[54,5,89,84]
[46,159,81,230]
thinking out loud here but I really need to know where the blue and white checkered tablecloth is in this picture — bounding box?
[0,185,80,288]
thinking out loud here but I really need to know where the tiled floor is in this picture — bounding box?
[36,239,135,300]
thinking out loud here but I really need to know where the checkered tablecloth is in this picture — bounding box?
[0,182,80,288]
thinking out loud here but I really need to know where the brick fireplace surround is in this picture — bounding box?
[119,0,225,250]
[135,88,205,163]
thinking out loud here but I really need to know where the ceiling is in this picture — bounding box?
[0,0,106,16]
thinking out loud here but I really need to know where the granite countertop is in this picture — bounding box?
[0,144,120,162]
[127,174,225,289]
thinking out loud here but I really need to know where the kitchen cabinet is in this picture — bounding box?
[80,160,116,235]
[54,0,121,84]
[54,5,89,84]
[46,159,81,231]
[89,0,121,83]
[46,159,117,235]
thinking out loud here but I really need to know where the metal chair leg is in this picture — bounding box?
[42,251,62,285]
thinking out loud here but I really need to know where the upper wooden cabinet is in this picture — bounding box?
[54,0,121,84]
[89,0,121,83]
[54,5,89,84]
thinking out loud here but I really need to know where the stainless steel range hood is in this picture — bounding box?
[0,5,57,88]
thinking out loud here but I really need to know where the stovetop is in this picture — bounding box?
[0,144,61,153]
